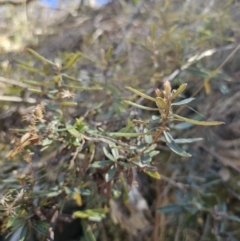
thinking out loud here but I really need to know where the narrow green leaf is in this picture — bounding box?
[145,170,161,179]
[19,224,28,241]
[103,147,115,161]
[73,211,89,218]
[32,221,48,236]
[163,131,191,157]
[88,216,102,222]
[61,102,78,107]
[227,215,240,223]
[144,134,153,144]
[85,209,106,216]
[171,83,187,100]
[27,48,56,66]
[28,88,44,94]
[174,138,203,143]
[17,64,43,73]
[91,160,113,168]
[61,74,81,82]
[63,53,81,70]
[46,190,62,197]
[185,66,210,78]
[62,84,102,91]
[150,23,156,40]
[158,204,184,213]
[82,220,96,241]
[118,161,135,167]
[123,100,158,111]
[171,122,193,130]
[149,150,160,157]
[125,86,156,102]
[22,79,54,86]
[66,124,81,138]
[172,98,195,106]
[155,97,168,109]
[105,165,116,182]
[173,114,225,126]
[111,147,119,159]
[109,132,152,137]
[105,46,113,62]
[42,138,52,146]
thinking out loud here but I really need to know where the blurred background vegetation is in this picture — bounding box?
[1,0,240,241]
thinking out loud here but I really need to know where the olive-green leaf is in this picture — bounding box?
[155,97,168,109]
[61,74,81,82]
[61,102,78,107]
[82,220,97,241]
[173,114,225,126]
[22,79,54,86]
[103,147,115,161]
[163,131,191,157]
[174,137,203,143]
[66,124,81,138]
[171,83,187,100]
[62,84,102,91]
[105,165,116,182]
[17,64,43,73]
[19,224,28,241]
[185,66,210,78]
[158,204,184,213]
[123,100,158,111]
[27,48,56,66]
[118,161,135,167]
[63,52,81,70]
[73,211,89,218]
[172,97,195,106]
[91,160,113,168]
[145,170,161,179]
[125,86,156,102]
[109,132,152,137]
[105,46,113,62]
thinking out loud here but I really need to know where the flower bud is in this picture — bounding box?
[164,80,172,96]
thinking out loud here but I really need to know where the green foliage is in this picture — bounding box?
[0,48,223,240]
